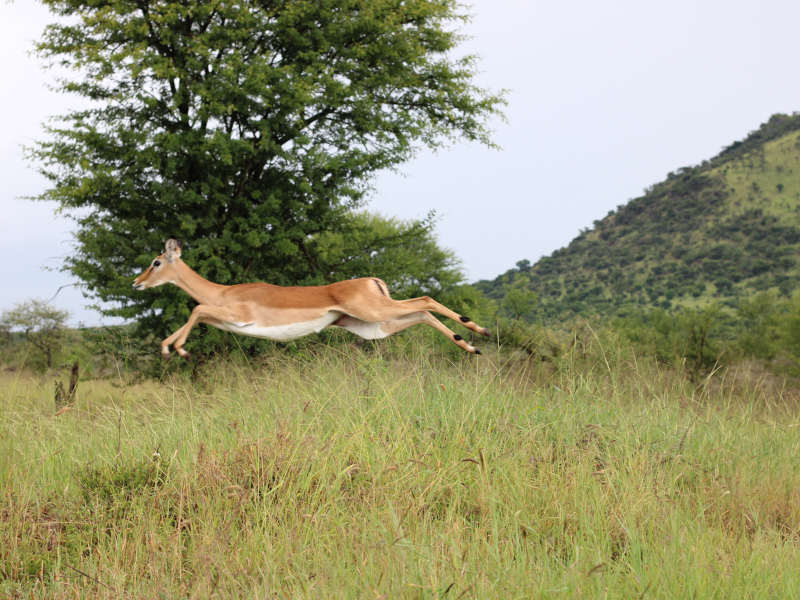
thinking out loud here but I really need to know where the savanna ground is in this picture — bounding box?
[2,338,800,598]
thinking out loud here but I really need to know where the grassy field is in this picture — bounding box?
[2,342,800,598]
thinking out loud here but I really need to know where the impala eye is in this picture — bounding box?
[153,260,161,267]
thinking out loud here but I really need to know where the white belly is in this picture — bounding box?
[216,312,341,342]
[337,318,390,340]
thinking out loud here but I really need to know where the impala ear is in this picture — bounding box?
[164,238,183,262]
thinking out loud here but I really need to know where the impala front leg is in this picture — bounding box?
[161,322,191,359]
[171,303,254,359]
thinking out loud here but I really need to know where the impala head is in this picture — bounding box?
[132,238,183,290]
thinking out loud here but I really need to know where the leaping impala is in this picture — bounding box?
[133,239,490,358]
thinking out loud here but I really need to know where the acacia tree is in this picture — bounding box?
[31,0,503,351]
[0,300,69,369]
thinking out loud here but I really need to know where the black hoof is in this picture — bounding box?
[474,348,482,355]
[460,315,470,323]
[482,329,492,338]
[454,334,463,341]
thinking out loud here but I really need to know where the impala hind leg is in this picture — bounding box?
[395,296,490,337]
[352,280,489,337]
[335,312,482,354]
[339,295,490,339]
[387,311,483,354]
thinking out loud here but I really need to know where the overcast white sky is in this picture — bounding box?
[2,0,800,326]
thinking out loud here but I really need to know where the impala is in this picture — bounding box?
[133,239,490,357]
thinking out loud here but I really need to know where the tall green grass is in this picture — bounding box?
[2,341,800,598]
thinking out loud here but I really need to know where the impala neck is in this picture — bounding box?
[171,260,228,305]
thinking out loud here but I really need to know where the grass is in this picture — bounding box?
[2,341,800,598]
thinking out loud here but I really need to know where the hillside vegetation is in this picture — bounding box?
[477,113,800,321]
[3,344,800,598]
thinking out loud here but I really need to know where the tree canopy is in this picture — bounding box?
[0,299,70,368]
[31,0,504,351]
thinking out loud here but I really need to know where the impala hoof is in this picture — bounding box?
[176,348,190,359]
[474,348,482,355]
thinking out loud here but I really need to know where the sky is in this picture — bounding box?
[2,0,800,326]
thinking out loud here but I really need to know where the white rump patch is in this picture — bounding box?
[216,312,341,341]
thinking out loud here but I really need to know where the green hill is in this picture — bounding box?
[477,113,800,321]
